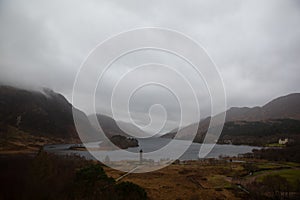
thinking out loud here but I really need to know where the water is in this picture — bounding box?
[44,138,260,161]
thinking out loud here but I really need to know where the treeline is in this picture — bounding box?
[251,137,300,163]
[0,152,147,200]
[222,119,300,137]
[218,119,300,146]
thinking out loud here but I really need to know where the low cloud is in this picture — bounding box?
[0,0,299,132]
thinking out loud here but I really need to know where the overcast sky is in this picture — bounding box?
[0,0,300,133]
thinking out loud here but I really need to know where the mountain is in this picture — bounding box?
[225,93,300,121]
[88,114,149,138]
[0,85,141,152]
[262,93,300,120]
[0,86,78,139]
[0,85,99,152]
[162,93,300,145]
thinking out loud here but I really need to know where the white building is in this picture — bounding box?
[278,138,288,145]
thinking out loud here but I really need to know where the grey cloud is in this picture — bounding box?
[0,0,299,133]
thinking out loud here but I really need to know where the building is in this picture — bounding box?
[278,138,288,145]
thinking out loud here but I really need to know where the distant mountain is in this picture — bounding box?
[226,93,300,121]
[88,114,149,138]
[262,93,300,120]
[162,93,300,145]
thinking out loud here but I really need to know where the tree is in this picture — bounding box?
[114,181,148,200]
[72,164,115,200]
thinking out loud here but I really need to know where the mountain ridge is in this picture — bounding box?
[162,93,300,145]
[88,114,150,139]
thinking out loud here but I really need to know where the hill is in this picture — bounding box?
[225,93,300,121]
[162,93,300,146]
[88,114,149,138]
[0,86,97,152]
[0,86,83,138]
[0,86,139,152]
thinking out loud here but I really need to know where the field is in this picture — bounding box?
[1,152,299,200]
[104,161,246,200]
[256,169,300,190]
[104,159,300,200]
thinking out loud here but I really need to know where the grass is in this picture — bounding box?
[207,175,233,189]
[256,169,300,191]
[104,161,244,200]
[248,161,300,173]
[280,162,300,168]
[250,161,299,176]
[255,163,281,170]
[265,143,285,147]
[0,124,66,153]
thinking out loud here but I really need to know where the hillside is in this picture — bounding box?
[0,86,141,152]
[162,93,300,146]
[89,114,149,138]
[0,86,82,138]
[0,86,96,152]
[225,93,300,121]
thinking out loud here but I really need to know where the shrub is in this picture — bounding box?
[114,181,148,200]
